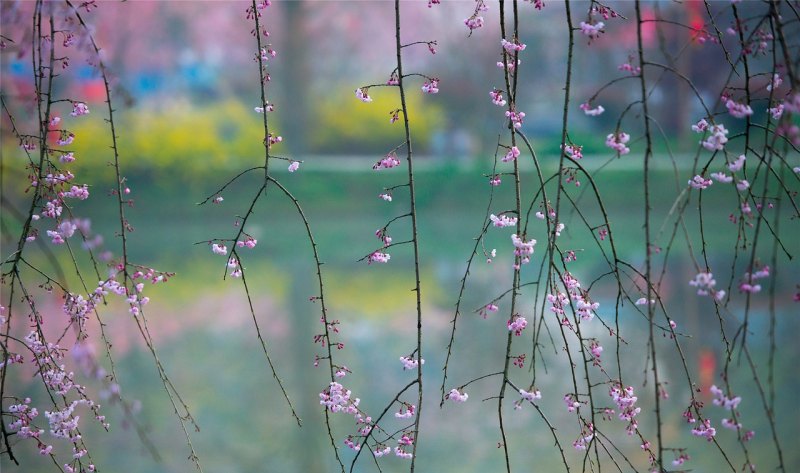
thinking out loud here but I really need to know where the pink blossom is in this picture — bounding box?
[605,132,630,155]
[489,175,501,186]
[447,388,469,402]
[564,394,581,412]
[507,315,527,335]
[723,95,753,118]
[589,340,603,360]
[497,59,521,71]
[319,382,360,415]
[711,172,733,183]
[464,15,484,30]
[395,404,415,419]
[728,154,746,172]
[211,243,227,255]
[721,418,741,430]
[519,388,541,402]
[768,103,784,119]
[490,89,506,107]
[580,102,605,116]
[399,355,424,370]
[378,193,392,202]
[618,60,641,75]
[374,446,391,457]
[260,47,276,61]
[691,118,710,133]
[689,272,725,300]
[501,38,526,53]
[236,236,257,249]
[288,161,300,172]
[70,102,89,117]
[766,73,782,92]
[579,21,605,40]
[505,110,525,129]
[57,133,75,146]
[701,124,729,151]
[610,384,641,423]
[572,428,594,450]
[688,175,713,189]
[511,233,536,264]
[394,447,413,459]
[421,79,439,94]
[563,144,583,160]
[373,152,401,170]
[254,103,274,113]
[60,152,75,164]
[691,419,716,441]
[368,251,390,264]
[490,213,518,228]
[574,297,598,321]
[502,146,520,162]
[354,88,373,103]
[739,282,761,294]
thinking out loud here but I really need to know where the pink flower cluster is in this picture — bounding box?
[395,403,416,419]
[605,132,630,155]
[740,265,769,293]
[563,394,581,412]
[689,271,725,300]
[237,236,258,249]
[507,315,527,335]
[369,251,391,264]
[511,233,536,265]
[464,0,488,32]
[722,95,753,118]
[572,424,594,450]
[547,272,599,323]
[505,110,525,129]
[696,122,729,151]
[320,382,360,415]
[580,102,605,116]
[421,79,439,94]
[691,419,716,441]
[502,146,520,162]
[610,384,641,428]
[490,89,507,107]
[373,152,401,170]
[464,15,484,30]
[355,88,373,103]
[447,388,469,402]
[490,213,517,228]
[710,385,741,410]
[688,175,713,190]
[580,21,604,40]
[519,388,541,402]
[563,144,583,160]
[399,355,424,370]
[501,38,526,53]
[70,102,89,117]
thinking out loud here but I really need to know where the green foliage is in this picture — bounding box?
[66,100,278,178]
[308,86,445,154]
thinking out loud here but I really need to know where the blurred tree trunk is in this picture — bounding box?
[282,1,309,157]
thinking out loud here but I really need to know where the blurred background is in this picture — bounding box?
[2,1,799,472]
